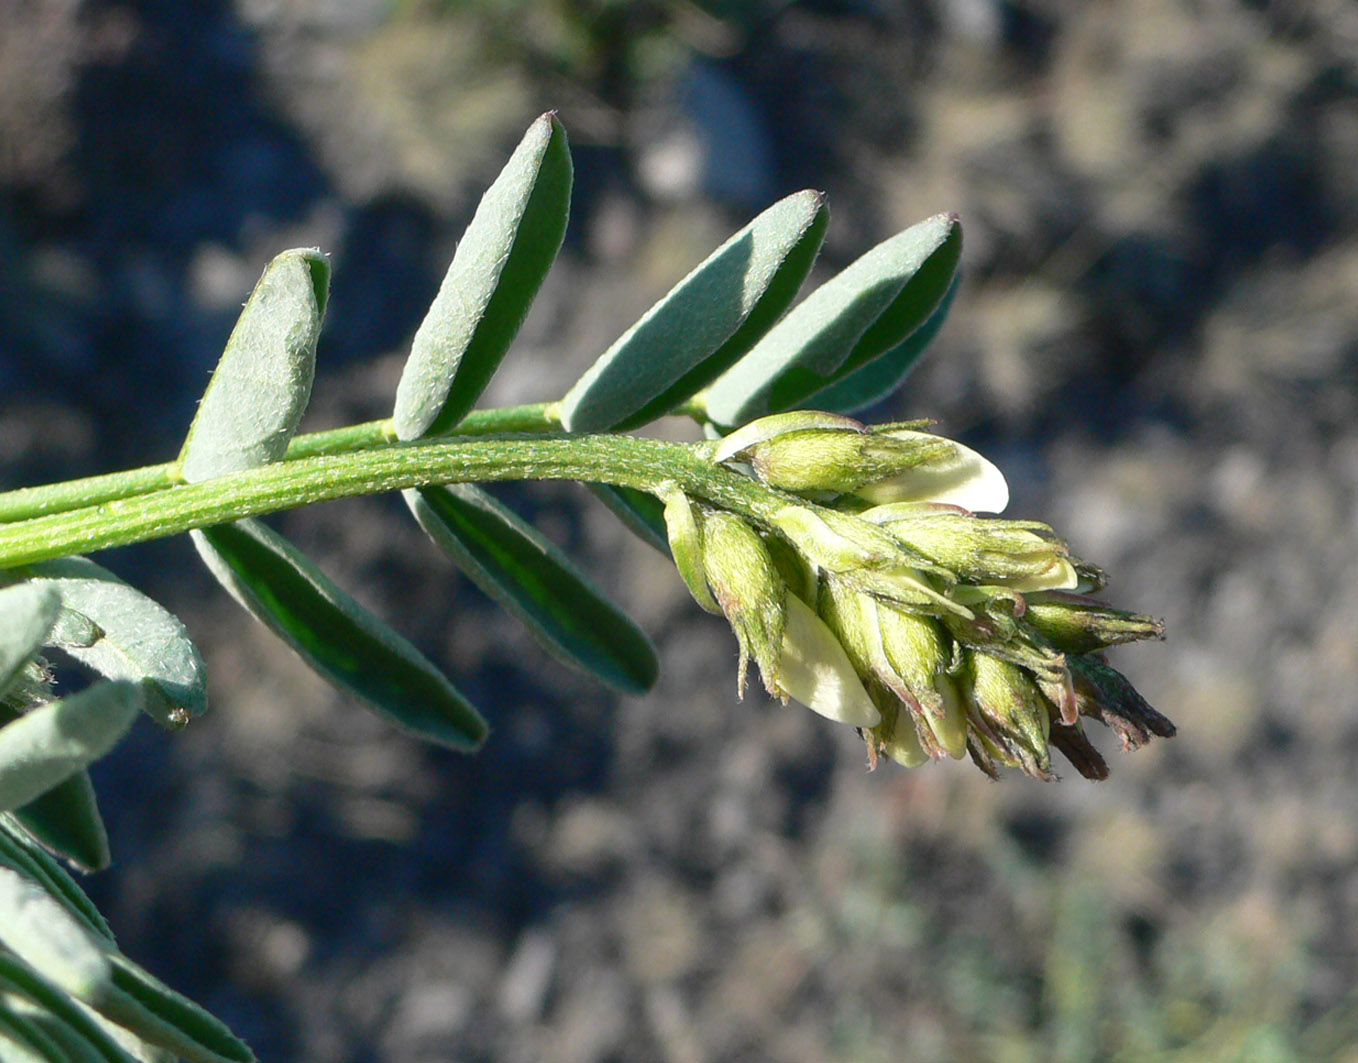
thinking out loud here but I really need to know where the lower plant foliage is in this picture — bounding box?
[0,115,1169,1061]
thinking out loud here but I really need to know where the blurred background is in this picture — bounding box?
[2,1,1357,1060]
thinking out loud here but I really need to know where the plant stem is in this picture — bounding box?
[0,434,775,569]
[0,403,564,524]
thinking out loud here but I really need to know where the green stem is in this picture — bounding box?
[0,402,563,524]
[0,435,773,569]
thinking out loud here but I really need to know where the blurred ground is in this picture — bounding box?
[3,1,1357,1061]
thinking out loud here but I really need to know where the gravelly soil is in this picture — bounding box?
[3,2,1356,1061]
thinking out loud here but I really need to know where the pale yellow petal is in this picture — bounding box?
[777,596,881,727]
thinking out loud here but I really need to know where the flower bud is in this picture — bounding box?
[711,411,866,465]
[659,485,719,614]
[769,505,965,615]
[817,580,968,761]
[866,504,1078,592]
[713,414,1009,515]
[1022,591,1165,654]
[700,511,786,698]
[750,428,956,498]
[877,606,969,758]
[961,650,1054,779]
[853,429,1009,514]
[1068,655,1175,750]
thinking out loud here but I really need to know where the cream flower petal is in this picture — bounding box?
[776,596,881,727]
[855,431,1009,514]
[1000,556,1080,593]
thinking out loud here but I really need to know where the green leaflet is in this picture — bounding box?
[0,585,59,694]
[3,559,207,729]
[0,683,141,814]
[0,953,133,1063]
[0,833,206,1061]
[5,1003,119,1063]
[0,816,115,942]
[8,769,111,874]
[394,113,572,440]
[704,213,962,427]
[0,589,109,870]
[408,485,659,696]
[175,245,486,750]
[178,249,329,482]
[2,695,111,870]
[95,953,255,1063]
[193,520,487,751]
[809,274,960,415]
[0,1002,72,1063]
[586,484,670,555]
[560,190,828,432]
[0,865,111,1001]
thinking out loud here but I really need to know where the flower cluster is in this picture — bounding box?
[667,413,1171,780]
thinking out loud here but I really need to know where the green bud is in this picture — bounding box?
[878,606,969,758]
[818,580,967,763]
[961,650,1054,779]
[659,485,719,614]
[770,505,966,616]
[700,512,786,698]
[866,504,1078,592]
[712,410,866,466]
[749,428,955,498]
[1022,591,1165,654]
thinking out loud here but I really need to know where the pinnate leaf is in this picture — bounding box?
[560,190,827,432]
[394,113,572,440]
[408,485,658,695]
[193,520,487,751]
[704,213,962,426]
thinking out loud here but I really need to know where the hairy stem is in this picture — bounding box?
[0,402,564,524]
[0,434,779,569]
